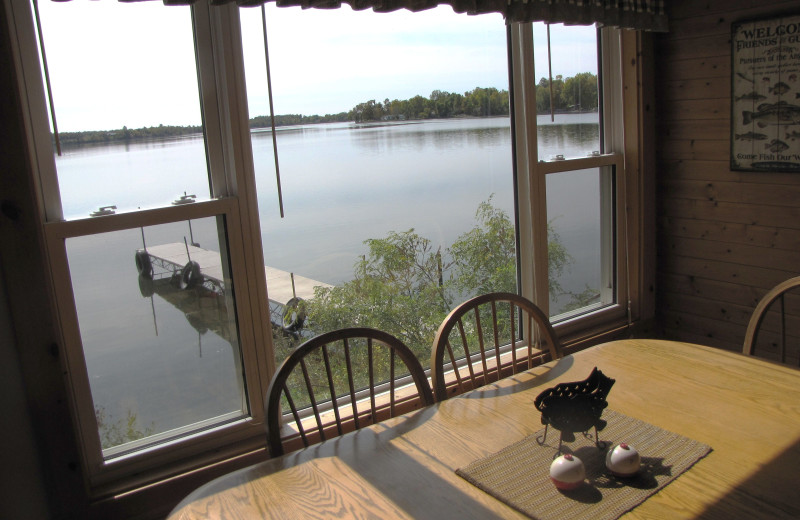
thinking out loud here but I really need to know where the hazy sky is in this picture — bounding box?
[35,1,597,132]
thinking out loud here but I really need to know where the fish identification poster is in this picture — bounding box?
[731,15,800,172]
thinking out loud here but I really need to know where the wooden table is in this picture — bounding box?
[168,339,800,519]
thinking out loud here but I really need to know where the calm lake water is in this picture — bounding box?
[58,114,602,448]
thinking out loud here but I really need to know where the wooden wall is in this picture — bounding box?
[654,0,800,353]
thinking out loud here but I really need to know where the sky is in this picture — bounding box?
[35,1,597,132]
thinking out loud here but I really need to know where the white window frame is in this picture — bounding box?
[6,0,641,497]
[510,22,629,343]
[8,0,275,493]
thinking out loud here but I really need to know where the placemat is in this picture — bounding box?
[456,409,712,520]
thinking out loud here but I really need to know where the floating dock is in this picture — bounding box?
[136,243,332,331]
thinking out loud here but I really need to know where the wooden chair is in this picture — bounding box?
[430,292,561,402]
[743,276,800,366]
[265,327,434,457]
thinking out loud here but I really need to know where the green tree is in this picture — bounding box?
[561,72,598,111]
[449,197,516,296]
[307,229,451,360]
[536,75,565,114]
[95,405,155,450]
[305,198,580,360]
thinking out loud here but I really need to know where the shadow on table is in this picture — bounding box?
[335,406,514,518]
[459,355,575,399]
[696,436,800,519]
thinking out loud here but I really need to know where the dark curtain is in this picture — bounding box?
[55,0,668,31]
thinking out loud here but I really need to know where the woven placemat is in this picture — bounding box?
[456,409,712,520]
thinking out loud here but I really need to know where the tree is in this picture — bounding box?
[536,75,565,114]
[561,72,598,111]
[307,229,451,360]
[95,405,154,449]
[305,198,581,360]
[449,197,516,296]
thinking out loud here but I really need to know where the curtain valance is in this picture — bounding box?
[55,0,668,32]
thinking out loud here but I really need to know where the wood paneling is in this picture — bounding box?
[654,0,800,350]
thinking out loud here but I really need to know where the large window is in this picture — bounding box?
[22,0,272,489]
[529,23,616,318]
[240,6,515,368]
[10,0,634,497]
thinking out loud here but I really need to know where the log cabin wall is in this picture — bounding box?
[655,0,800,352]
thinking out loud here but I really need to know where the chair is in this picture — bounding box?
[265,327,434,457]
[430,292,561,402]
[743,276,800,366]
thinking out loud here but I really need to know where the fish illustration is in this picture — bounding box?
[737,72,755,83]
[770,82,791,95]
[735,91,767,102]
[735,132,769,141]
[742,101,800,127]
[791,74,798,82]
[765,139,789,153]
[786,130,800,140]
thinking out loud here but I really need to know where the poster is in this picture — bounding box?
[731,15,800,172]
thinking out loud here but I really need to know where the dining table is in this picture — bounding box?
[168,339,800,519]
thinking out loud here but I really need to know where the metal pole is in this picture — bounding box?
[262,5,285,218]
[547,24,555,123]
[32,0,62,156]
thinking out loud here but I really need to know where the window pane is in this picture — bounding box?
[533,23,600,160]
[241,6,515,368]
[546,168,611,317]
[66,217,246,457]
[35,1,209,219]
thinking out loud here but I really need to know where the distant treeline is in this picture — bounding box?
[250,113,351,127]
[59,124,202,146]
[56,74,598,145]
[536,72,599,114]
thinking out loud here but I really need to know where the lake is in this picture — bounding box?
[57,114,603,450]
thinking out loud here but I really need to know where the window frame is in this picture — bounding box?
[511,22,630,345]
[6,0,647,500]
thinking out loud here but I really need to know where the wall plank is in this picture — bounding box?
[658,98,730,121]
[658,139,730,161]
[657,33,731,61]
[659,179,800,207]
[659,198,800,230]
[659,158,800,184]
[660,55,730,81]
[659,216,800,251]
[658,79,730,102]
[657,254,796,291]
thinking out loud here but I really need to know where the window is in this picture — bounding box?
[19,0,273,489]
[511,22,625,328]
[529,22,615,318]
[240,6,516,369]
[10,0,636,497]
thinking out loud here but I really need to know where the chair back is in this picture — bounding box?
[430,292,561,402]
[266,327,434,457]
[743,276,800,366]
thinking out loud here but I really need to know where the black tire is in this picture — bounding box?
[138,274,154,298]
[179,260,202,290]
[135,250,153,279]
[282,297,307,332]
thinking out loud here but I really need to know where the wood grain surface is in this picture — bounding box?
[169,339,800,519]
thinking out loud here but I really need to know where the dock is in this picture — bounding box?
[137,242,332,307]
